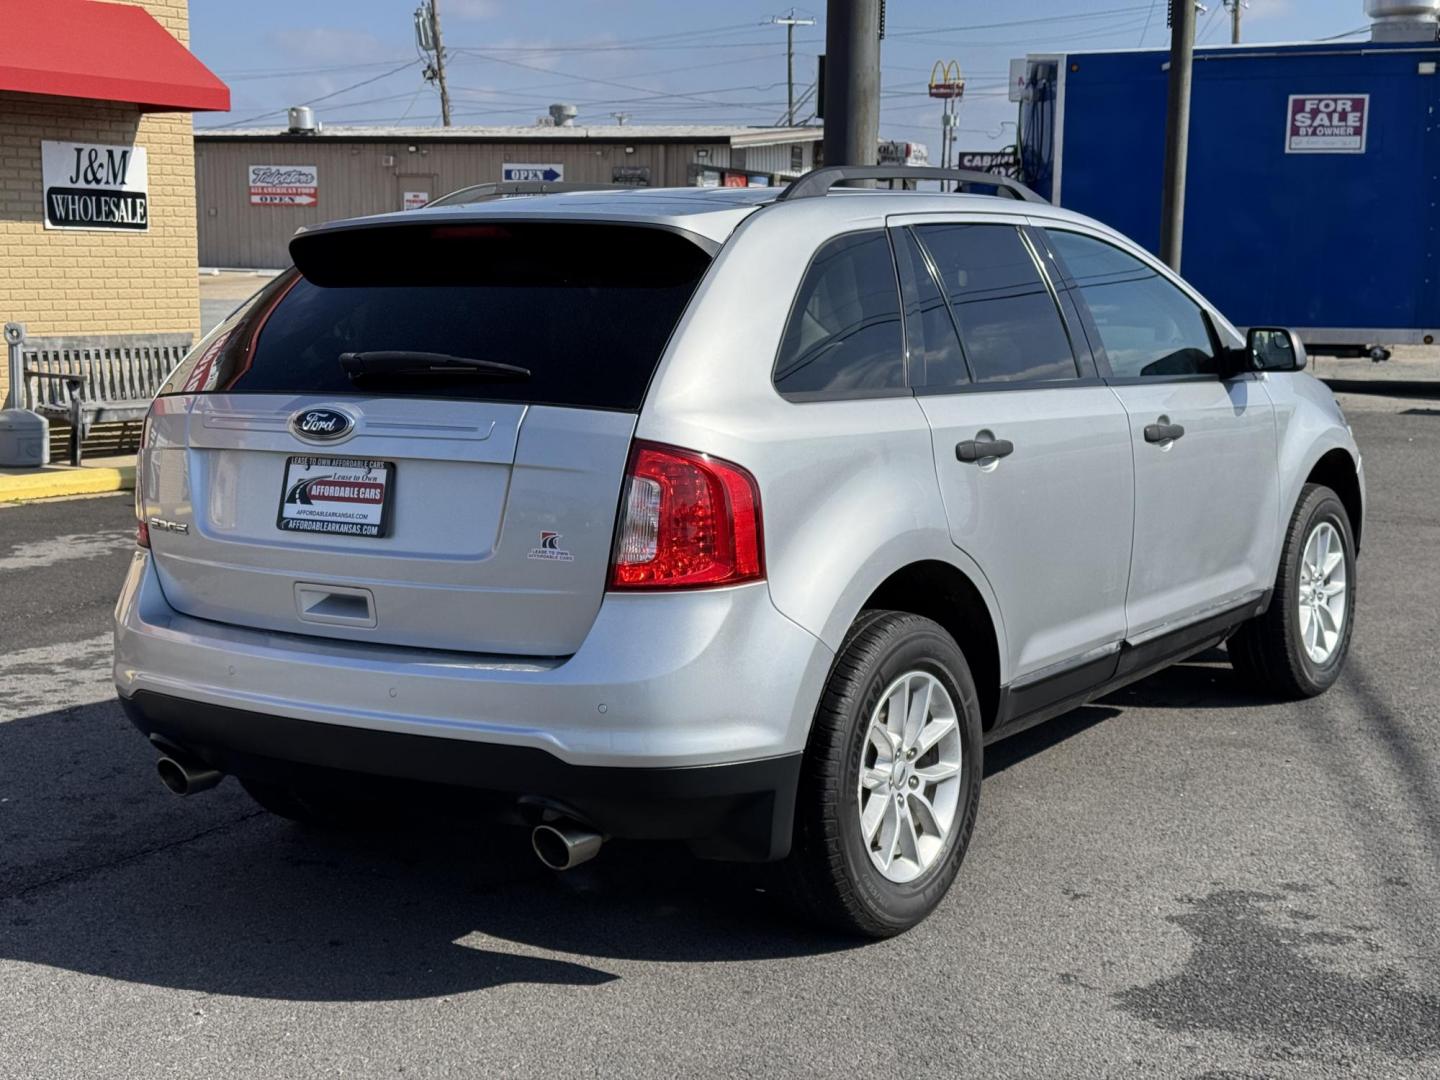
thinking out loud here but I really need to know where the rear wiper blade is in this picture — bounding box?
[339,351,531,379]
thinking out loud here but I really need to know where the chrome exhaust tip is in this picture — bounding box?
[531,822,604,871]
[155,754,223,797]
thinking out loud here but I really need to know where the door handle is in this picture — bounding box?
[1143,422,1186,444]
[956,437,1015,463]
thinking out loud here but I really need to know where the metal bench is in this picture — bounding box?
[21,332,191,465]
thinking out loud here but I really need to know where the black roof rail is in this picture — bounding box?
[426,181,635,208]
[776,165,1046,204]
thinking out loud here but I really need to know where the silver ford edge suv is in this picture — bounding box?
[115,167,1364,936]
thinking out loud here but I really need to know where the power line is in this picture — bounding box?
[889,16,1154,51]
[204,58,422,129]
[222,59,414,81]
[449,79,793,112]
[1139,0,1160,44]
[886,5,1156,37]
[442,45,787,97]
[1316,24,1370,41]
[1198,2,1225,45]
[452,47,787,106]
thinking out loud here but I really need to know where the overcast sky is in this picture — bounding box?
[192,0,1374,148]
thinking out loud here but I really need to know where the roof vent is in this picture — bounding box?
[287,105,320,135]
[1366,0,1440,42]
[548,103,578,127]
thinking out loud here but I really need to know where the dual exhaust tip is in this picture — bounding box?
[153,748,603,870]
[531,822,604,871]
[155,751,223,797]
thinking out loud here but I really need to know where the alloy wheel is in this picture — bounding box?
[1298,520,1348,664]
[856,670,963,884]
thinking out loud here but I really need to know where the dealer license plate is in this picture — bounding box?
[277,456,395,538]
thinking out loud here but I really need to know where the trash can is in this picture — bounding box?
[0,409,50,467]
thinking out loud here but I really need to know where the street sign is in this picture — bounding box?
[502,163,564,182]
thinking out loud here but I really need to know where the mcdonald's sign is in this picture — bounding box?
[928,61,965,100]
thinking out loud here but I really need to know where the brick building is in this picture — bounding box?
[0,0,228,407]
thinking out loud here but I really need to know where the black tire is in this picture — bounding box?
[784,610,983,938]
[1229,483,1357,699]
[239,777,383,829]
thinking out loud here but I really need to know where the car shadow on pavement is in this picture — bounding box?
[1096,647,1280,712]
[0,698,856,1003]
[984,647,1270,776]
[983,705,1119,776]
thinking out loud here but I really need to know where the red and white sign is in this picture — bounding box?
[248,164,318,206]
[1287,94,1369,154]
[402,190,430,210]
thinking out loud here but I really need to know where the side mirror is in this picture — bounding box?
[1247,327,1307,372]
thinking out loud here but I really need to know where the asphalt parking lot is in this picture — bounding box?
[1,392,1437,1079]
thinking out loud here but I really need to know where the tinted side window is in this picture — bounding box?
[913,224,1077,384]
[1046,230,1217,379]
[775,231,905,396]
[894,227,969,389]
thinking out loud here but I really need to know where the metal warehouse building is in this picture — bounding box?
[193,120,822,268]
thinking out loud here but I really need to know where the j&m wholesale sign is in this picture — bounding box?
[41,140,149,230]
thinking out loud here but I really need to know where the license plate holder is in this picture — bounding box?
[277,456,395,538]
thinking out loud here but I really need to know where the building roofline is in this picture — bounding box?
[193,124,824,146]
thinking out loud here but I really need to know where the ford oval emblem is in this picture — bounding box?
[290,407,355,443]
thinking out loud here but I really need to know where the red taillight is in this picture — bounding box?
[136,519,150,548]
[610,441,763,589]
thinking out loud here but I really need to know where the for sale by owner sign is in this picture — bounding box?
[41,141,149,230]
[1287,94,1369,154]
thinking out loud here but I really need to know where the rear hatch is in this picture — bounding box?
[140,220,713,655]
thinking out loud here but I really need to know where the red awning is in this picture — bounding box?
[0,0,229,112]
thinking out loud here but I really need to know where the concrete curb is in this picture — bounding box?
[0,464,135,504]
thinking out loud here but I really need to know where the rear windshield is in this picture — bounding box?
[160,222,713,411]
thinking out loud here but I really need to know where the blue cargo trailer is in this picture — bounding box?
[1016,36,1440,357]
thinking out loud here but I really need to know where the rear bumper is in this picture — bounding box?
[114,551,831,859]
[122,690,801,860]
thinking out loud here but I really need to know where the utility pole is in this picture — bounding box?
[418,0,453,127]
[772,9,817,127]
[1160,0,1197,271]
[823,0,882,168]
[1226,0,1244,44]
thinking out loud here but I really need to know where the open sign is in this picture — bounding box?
[1287,94,1369,154]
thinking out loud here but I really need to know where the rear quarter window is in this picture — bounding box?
[773,230,906,398]
[160,222,713,411]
